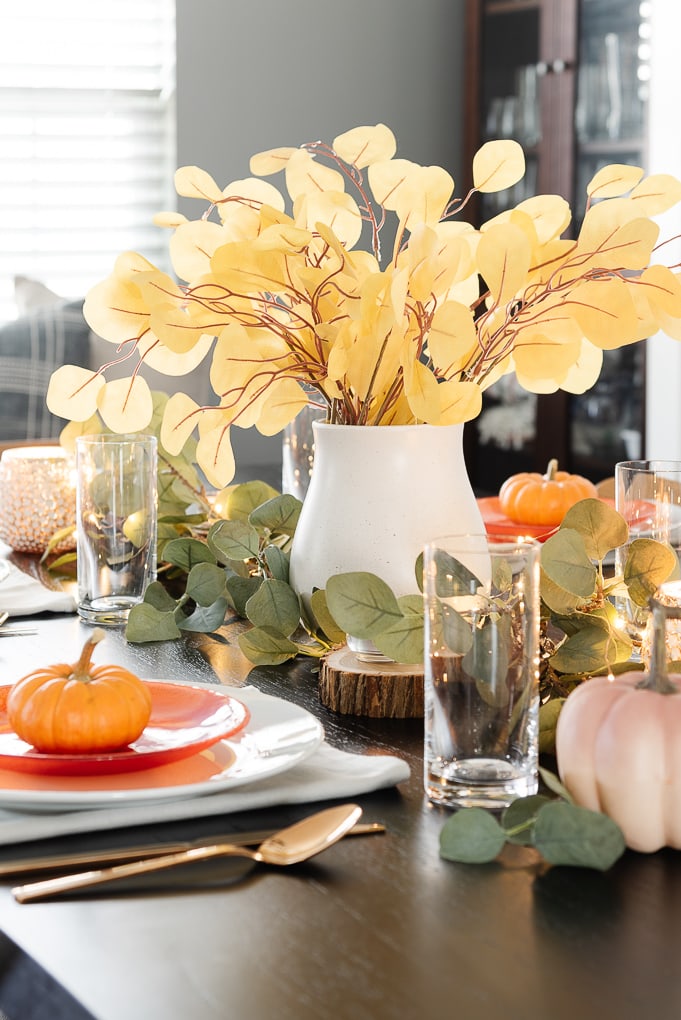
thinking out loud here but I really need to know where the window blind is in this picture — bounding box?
[0,0,176,322]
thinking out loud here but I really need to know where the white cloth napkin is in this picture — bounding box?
[0,686,411,846]
[0,557,76,616]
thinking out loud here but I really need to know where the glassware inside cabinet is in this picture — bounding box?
[479,3,541,220]
[575,0,649,152]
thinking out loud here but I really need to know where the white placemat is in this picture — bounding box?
[0,688,411,846]
[0,557,75,616]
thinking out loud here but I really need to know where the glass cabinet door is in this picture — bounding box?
[568,0,651,479]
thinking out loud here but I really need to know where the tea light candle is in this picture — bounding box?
[0,446,76,554]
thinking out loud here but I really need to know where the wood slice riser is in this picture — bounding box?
[319,647,424,718]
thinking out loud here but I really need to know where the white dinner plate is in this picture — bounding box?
[0,686,324,812]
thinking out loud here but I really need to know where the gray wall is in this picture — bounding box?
[175,0,467,477]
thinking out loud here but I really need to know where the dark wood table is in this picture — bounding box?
[0,610,679,1020]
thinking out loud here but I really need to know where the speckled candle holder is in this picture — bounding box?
[0,446,76,554]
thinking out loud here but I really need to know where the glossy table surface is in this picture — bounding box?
[0,604,680,1020]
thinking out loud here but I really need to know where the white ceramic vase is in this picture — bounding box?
[288,422,485,654]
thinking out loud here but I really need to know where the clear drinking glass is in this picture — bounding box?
[423,534,541,810]
[615,460,681,650]
[76,434,157,625]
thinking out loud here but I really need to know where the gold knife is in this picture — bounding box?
[0,822,385,878]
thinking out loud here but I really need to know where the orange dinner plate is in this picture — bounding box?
[0,681,250,777]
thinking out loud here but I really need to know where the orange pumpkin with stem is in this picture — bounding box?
[7,629,152,753]
[498,458,598,527]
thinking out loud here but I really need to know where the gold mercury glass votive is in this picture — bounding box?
[0,446,76,554]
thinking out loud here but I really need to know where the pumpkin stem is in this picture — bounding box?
[71,628,106,683]
[544,459,559,481]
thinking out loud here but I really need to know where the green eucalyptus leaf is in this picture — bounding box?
[224,574,263,617]
[501,794,553,845]
[442,604,474,654]
[225,481,280,521]
[245,578,301,636]
[208,519,261,564]
[560,498,628,561]
[549,623,629,675]
[249,494,302,536]
[540,569,584,615]
[163,537,216,572]
[538,698,565,756]
[533,801,626,870]
[538,766,574,803]
[238,625,299,665]
[373,596,424,664]
[178,598,229,632]
[126,603,182,643]
[186,562,227,606]
[432,549,481,598]
[141,580,179,612]
[325,572,402,639]
[624,538,678,607]
[492,557,512,593]
[309,589,347,644]
[463,615,510,706]
[415,551,424,592]
[439,808,506,864]
[541,530,597,599]
[263,544,289,582]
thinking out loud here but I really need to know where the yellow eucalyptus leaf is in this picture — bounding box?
[148,303,210,355]
[220,177,286,215]
[249,146,297,177]
[586,164,644,199]
[285,149,345,202]
[332,124,397,168]
[369,161,453,227]
[513,333,581,380]
[477,222,531,305]
[83,275,149,343]
[47,365,105,422]
[210,240,291,293]
[559,339,604,394]
[110,251,160,284]
[299,191,362,249]
[402,359,441,423]
[152,211,188,228]
[428,301,478,372]
[197,426,236,489]
[198,407,230,437]
[576,206,659,270]
[139,332,214,376]
[256,379,309,435]
[97,376,154,433]
[515,194,572,243]
[630,174,681,216]
[170,220,228,282]
[174,166,223,203]
[367,158,419,211]
[516,290,583,344]
[566,278,638,348]
[437,379,483,423]
[472,140,525,193]
[161,392,200,455]
[641,264,681,318]
[59,414,103,453]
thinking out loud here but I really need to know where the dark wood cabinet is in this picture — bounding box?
[463,0,649,493]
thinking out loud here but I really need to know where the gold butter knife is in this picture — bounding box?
[0,821,385,878]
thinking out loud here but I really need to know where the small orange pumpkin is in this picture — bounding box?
[7,629,152,754]
[498,458,598,527]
